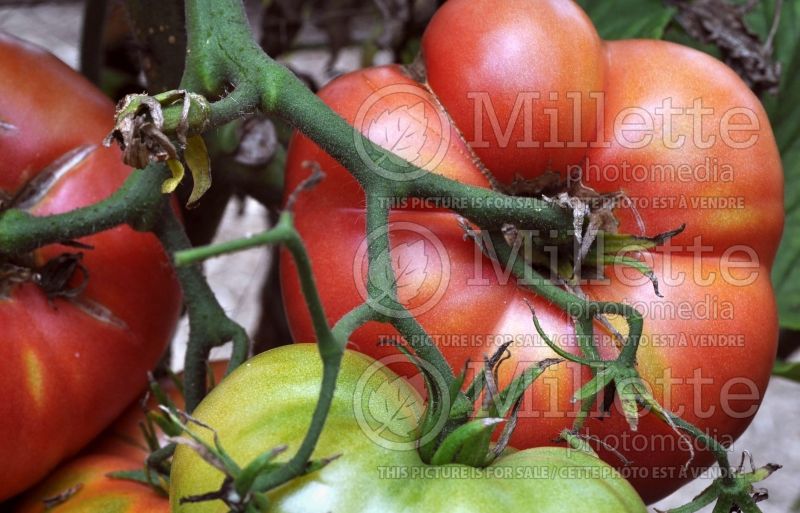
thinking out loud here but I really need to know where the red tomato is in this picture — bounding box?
[583,40,784,263]
[11,454,168,513]
[422,0,605,182]
[11,363,227,512]
[0,33,182,499]
[280,0,783,503]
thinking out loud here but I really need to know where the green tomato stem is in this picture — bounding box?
[174,183,350,492]
[332,303,383,342]
[173,214,295,267]
[0,164,166,254]
[152,197,250,411]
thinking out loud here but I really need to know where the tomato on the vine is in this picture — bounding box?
[280,0,782,503]
[0,33,183,499]
[170,344,647,512]
[12,362,228,512]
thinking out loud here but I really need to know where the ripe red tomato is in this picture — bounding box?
[0,33,182,499]
[422,0,605,182]
[10,362,229,513]
[11,454,168,513]
[280,0,783,503]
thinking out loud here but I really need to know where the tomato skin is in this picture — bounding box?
[170,344,646,513]
[280,0,782,503]
[583,40,784,264]
[0,33,182,499]
[11,363,228,512]
[11,455,168,513]
[0,35,112,191]
[421,0,605,182]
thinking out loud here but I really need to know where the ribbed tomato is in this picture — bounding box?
[0,33,182,499]
[280,0,782,503]
[170,345,647,513]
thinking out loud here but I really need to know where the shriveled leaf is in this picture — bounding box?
[161,159,185,194]
[666,0,780,94]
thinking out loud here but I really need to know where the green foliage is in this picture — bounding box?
[773,359,800,382]
[753,0,800,329]
[577,0,675,39]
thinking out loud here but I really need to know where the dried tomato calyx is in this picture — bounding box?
[0,252,89,301]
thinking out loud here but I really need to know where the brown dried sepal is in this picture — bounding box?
[103,90,211,170]
[104,94,177,169]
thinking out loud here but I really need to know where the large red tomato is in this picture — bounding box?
[280,0,782,503]
[10,362,229,513]
[0,33,182,499]
[423,0,605,182]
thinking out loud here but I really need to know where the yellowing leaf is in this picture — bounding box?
[162,159,185,194]
[184,135,212,209]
